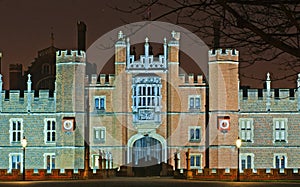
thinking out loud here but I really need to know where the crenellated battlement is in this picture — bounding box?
[179,73,206,85]
[90,74,115,86]
[240,88,295,100]
[56,50,86,63]
[208,48,239,62]
[239,88,298,112]
[2,90,55,100]
[0,89,55,113]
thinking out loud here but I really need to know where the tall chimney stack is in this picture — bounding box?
[77,21,87,52]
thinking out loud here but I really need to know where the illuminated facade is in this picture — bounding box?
[0,30,300,175]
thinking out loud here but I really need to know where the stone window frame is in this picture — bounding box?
[93,127,106,144]
[273,118,288,143]
[9,118,23,144]
[44,153,55,172]
[132,83,161,108]
[131,76,162,123]
[274,153,287,169]
[94,96,106,111]
[44,118,56,144]
[239,118,254,143]
[8,153,23,173]
[239,153,255,172]
[188,95,201,110]
[188,126,201,142]
[190,153,202,169]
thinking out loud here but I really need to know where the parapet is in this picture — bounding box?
[90,74,115,86]
[3,90,55,101]
[56,50,86,63]
[208,49,239,62]
[179,73,206,85]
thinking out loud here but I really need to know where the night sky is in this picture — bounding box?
[0,0,137,89]
[0,0,296,90]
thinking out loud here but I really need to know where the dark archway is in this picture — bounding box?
[132,136,162,176]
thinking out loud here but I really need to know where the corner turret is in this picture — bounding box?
[208,48,239,111]
[56,50,86,113]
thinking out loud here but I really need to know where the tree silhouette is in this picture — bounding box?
[113,0,300,84]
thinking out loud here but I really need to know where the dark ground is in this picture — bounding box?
[0,177,300,187]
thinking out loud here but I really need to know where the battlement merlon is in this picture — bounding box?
[208,49,239,62]
[56,50,86,63]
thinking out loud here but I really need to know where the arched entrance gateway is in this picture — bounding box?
[133,136,161,167]
[127,133,167,176]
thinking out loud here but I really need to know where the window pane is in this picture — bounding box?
[241,131,246,140]
[246,121,251,129]
[13,122,16,130]
[13,133,16,142]
[95,98,99,109]
[95,130,99,139]
[100,98,105,109]
[47,121,51,130]
[247,156,252,169]
[12,160,16,169]
[195,98,200,108]
[281,156,285,168]
[94,155,99,167]
[241,159,246,170]
[100,130,105,140]
[275,121,280,129]
[280,121,285,129]
[133,87,136,96]
[281,131,285,140]
[246,131,251,140]
[12,155,17,162]
[190,156,195,166]
[190,129,194,140]
[195,128,200,140]
[17,132,20,141]
[190,98,194,108]
[47,132,50,141]
[52,156,55,169]
[275,131,280,140]
[275,156,280,168]
[52,132,55,141]
[241,121,245,129]
[52,121,55,130]
[17,121,21,130]
[47,155,50,170]
[196,156,200,166]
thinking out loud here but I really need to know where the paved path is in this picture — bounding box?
[0,177,300,187]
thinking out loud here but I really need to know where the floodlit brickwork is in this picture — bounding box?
[0,30,300,178]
